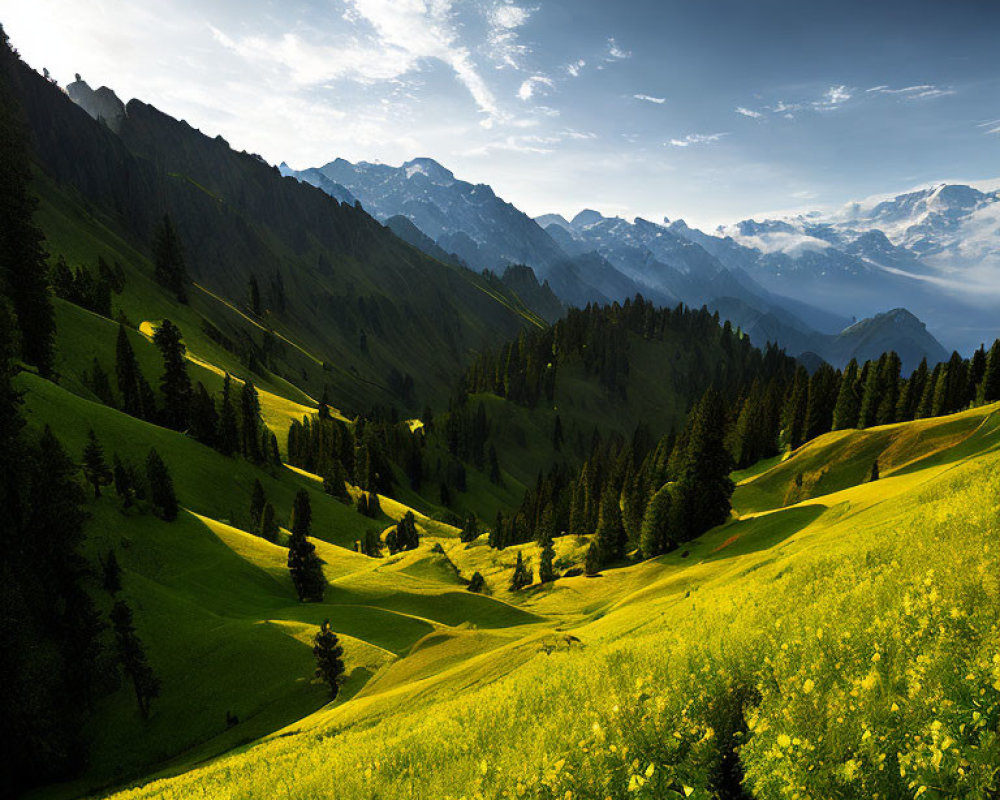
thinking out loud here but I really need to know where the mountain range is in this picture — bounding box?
[280,156,967,371]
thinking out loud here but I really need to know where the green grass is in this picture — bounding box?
[76,402,998,800]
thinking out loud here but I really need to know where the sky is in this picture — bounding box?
[3,0,999,228]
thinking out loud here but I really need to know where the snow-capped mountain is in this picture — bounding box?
[663,183,1000,354]
[281,156,951,368]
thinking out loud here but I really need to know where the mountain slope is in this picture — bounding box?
[5,51,539,412]
[93,402,1000,800]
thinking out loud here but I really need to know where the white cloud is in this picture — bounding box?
[517,75,553,101]
[814,84,852,109]
[606,37,631,60]
[668,132,728,147]
[735,106,763,118]
[867,84,955,100]
[485,1,534,69]
[565,59,586,77]
[633,94,665,104]
[213,0,511,126]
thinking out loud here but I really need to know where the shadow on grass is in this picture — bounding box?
[703,504,826,564]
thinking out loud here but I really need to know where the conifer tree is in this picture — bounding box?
[218,373,239,456]
[510,550,532,590]
[780,367,809,448]
[673,388,734,542]
[312,620,345,699]
[288,490,324,601]
[323,459,349,501]
[460,513,480,543]
[145,448,178,521]
[240,379,262,461]
[916,363,941,418]
[869,460,880,481]
[153,319,191,430]
[857,356,883,428]
[81,429,113,499]
[640,484,674,558]
[467,571,486,593]
[804,363,839,440]
[983,339,1000,403]
[831,359,861,430]
[594,491,627,565]
[110,600,160,719]
[152,214,188,303]
[115,324,143,417]
[259,502,279,542]
[87,358,116,406]
[249,479,266,530]
[0,55,55,374]
[487,443,502,484]
[538,529,556,584]
[189,383,218,446]
[394,511,419,551]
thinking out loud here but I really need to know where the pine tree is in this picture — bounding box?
[189,383,218,446]
[110,600,160,719]
[249,479,266,531]
[509,550,532,590]
[832,359,861,430]
[487,443,502,484]
[81,429,112,499]
[467,572,486,593]
[312,619,345,699]
[804,363,839,440]
[857,356,883,428]
[639,483,674,558]
[87,358,116,406]
[152,215,188,303]
[218,373,239,456]
[115,324,143,418]
[780,367,809,449]
[673,388,734,542]
[259,502,279,542]
[288,490,324,601]
[394,511,419,551]
[153,319,191,430]
[460,513,480,543]
[869,460,880,481]
[538,529,556,584]
[594,490,627,565]
[982,340,1000,403]
[145,448,178,521]
[0,55,55,374]
[240,379,262,461]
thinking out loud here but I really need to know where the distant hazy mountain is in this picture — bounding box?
[675,183,1000,353]
[282,156,951,368]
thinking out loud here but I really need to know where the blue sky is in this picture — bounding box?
[4,0,999,227]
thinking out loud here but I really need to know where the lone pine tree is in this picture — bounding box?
[312,619,346,700]
[153,319,191,431]
[259,502,279,542]
[288,490,324,602]
[510,550,532,590]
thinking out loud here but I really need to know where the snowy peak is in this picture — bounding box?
[402,157,455,185]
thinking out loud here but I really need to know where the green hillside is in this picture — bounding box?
[63,402,996,800]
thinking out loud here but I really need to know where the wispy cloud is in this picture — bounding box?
[735,106,763,118]
[866,84,955,100]
[484,1,534,69]
[668,132,728,147]
[813,84,852,109]
[634,93,665,104]
[565,58,586,77]
[606,37,631,60]
[213,0,534,128]
[517,75,553,101]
